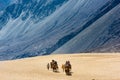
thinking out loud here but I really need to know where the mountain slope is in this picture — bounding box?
[53,3,120,53]
[0,0,120,60]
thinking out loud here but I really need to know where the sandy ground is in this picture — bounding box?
[0,53,120,80]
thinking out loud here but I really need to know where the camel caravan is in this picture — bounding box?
[47,60,72,75]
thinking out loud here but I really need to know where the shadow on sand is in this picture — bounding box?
[66,72,73,76]
[53,71,60,73]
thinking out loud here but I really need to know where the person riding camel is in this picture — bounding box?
[50,60,58,72]
[64,61,72,75]
[67,61,71,70]
[54,61,58,68]
[50,60,55,69]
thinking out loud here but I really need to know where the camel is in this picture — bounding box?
[62,61,72,75]
[50,60,58,72]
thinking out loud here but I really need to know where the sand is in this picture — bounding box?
[0,53,120,80]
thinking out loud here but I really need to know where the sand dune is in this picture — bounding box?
[0,53,120,80]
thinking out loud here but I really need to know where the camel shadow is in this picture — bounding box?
[53,70,60,73]
[66,71,73,76]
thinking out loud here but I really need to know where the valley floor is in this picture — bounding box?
[0,53,120,80]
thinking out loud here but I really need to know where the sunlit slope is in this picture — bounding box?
[0,53,120,80]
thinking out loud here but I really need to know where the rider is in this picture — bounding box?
[51,60,55,68]
[50,60,58,71]
[67,61,71,69]
[64,61,72,75]
[54,60,58,69]
[65,61,71,70]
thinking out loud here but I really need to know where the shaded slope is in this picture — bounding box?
[0,0,120,60]
[53,3,120,53]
